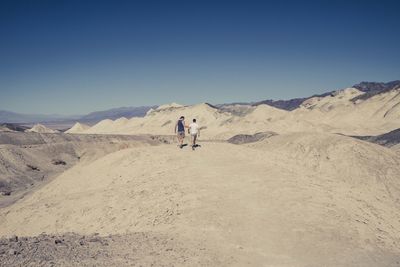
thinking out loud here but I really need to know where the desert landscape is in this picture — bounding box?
[2,0,400,265]
[1,82,400,266]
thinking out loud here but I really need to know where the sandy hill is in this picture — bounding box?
[73,102,318,139]
[291,88,400,135]
[65,122,90,134]
[155,102,184,111]
[25,124,59,134]
[113,117,129,127]
[339,88,400,134]
[249,132,400,183]
[245,104,288,119]
[217,103,334,137]
[300,88,363,111]
[82,103,234,138]
[0,133,399,265]
[217,104,254,116]
[0,126,13,132]
[67,86,400,138]
[0,132,162,209]
[144,102,185,116]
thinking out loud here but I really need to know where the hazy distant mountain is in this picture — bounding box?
[78,106,157,122]
[0,110,76,124]
[0,106,156,124]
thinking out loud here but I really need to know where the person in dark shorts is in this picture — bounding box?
[174,116,186,148]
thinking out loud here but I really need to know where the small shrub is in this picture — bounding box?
[27,164,40,171]
[52,159,67,165]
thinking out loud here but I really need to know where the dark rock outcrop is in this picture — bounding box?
[351,80,400,102]
[352,128,400,147]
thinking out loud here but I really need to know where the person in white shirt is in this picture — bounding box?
[188,119,200,150]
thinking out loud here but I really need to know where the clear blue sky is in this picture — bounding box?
[1,0,399,115]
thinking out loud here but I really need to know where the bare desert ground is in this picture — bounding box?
[1,87,400,266]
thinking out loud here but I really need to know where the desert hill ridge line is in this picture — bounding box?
[65,83,400,139]
[223,80,400,110]
[65,122,90,134]
[25,124,59,134]
[1,80,399,126]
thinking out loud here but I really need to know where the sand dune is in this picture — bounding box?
[0,126,13,132]
[66,87,400,139]
[65,122,90,133]
[1,132,399,265]
[155,102,184,111]
[300,88,363,110]
[73,102,317,139]
[0,132,162,209]
[26,124,59,134]
[293,88,400,135]
[83,103,233,138]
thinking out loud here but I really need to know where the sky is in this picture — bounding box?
[0,0,399,115]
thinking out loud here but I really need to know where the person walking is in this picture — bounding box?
[174,116,186,148]
[188,119,200,150]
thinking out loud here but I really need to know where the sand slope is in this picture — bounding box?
[0,132,163,210]
[0,126,14,132]
[26,124,59,134]
[77,103,318,139]
[65,122,90,134]
[84,103,235,138]
[1,133,399,266]
[67,87,400,139]
[293,88,400,135]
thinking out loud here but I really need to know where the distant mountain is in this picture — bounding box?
[352,80,400,93]
[0,110,76,124]
[78,106,157,122]
[247,80,400,111]
[0,106,156,124]
[351,80,400,102]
